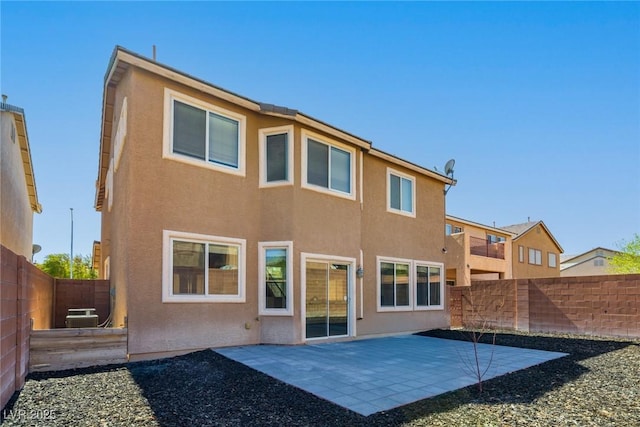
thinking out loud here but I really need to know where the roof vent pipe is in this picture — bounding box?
[1,94,7,103]
[152,45,157,61]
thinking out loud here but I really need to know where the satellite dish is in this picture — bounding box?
[32,244,42,255]
[444,159,455,176]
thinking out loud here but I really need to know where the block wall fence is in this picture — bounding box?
[1,245,53,411]
[450,274,640,338]
[1,245,109,411]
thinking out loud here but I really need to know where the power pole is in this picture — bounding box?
[70,208,74,279]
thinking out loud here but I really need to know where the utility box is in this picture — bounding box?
[66,308,99,328]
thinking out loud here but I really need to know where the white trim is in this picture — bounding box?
[162,230,246,303]
[103,256,110,280]
[163,88,246,177]
[548,252,557,268]
[106,159,114,212]
[300,252,357,341]
[386,167,416,218]
[359,150,364,209]
[359,249,364,319]
[528,248,542,266]
[301,130,357,200]
[258,241,294,316]
[113,97,127,172]
[413,260,445,311]
[258,125,294,188]
[376,256,414,312]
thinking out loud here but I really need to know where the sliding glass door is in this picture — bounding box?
[305,261,349,339]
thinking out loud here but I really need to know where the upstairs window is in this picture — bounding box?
[387,168,415,217]
[259,126,294,187]
[165,89,246,176]
[548,252,557,268]
[529,248,542,265]
[302,131,355,199]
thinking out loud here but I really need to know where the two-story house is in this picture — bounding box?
[94,47,455,361]
[444,215,514,286]
[1,99,42,258]
[560,247,619,276]
[501,220,563,278]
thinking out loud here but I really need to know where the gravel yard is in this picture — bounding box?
[2,330,639,426]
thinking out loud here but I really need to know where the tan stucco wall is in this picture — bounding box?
[100,66,451,358]
[444,220,512,286]
[512,225,561,278]
[0,112,34,258]
[358,155,449,336]
[560,260,611,277]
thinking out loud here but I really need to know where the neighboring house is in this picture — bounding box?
[0,99,42,258]
[93,46,455,361]
[501,221,563,278]
[560,247,619,276]
[444,215,514,286]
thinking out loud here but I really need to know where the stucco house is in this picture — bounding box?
[0,99,41,258]
[94,46,455,361]
[444,215,514,286]
[560,247,619,276]
[501,220,563,278]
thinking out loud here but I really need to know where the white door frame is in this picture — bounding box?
[300,252,357,341]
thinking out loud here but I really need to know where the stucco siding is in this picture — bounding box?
[0,112,33,258]
[512,225,561,278]
[98,54,453,357]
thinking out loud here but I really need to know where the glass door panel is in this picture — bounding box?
[305,262,328,339]
[305,261,349,339]
[328,264,348,336]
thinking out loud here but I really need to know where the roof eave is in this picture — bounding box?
[445,215,516,236]
[370,148,454,184]
[3,107,42,213]
[94,46,376,206]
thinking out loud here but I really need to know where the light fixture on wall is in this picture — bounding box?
[356,266,364,278]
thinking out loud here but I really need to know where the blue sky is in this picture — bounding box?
[2,1,638,261]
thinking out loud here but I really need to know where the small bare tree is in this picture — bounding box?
[455,287,505,393]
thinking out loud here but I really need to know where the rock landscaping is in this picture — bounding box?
[2,330,638,426]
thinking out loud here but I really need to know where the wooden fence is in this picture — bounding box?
[29,328,128,372]
[54,280,110,328]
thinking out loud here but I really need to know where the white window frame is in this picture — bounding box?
[258,241,294,316]
[162,230,246,303]
[258,125,294,188]
[386,168,416,217]
[548,252,557,268]
[414,261,445,310]
[518,245,524,263]
[301,130,356,200]
[529,248,542,266]
[300,252,357,341]
[376,256,414,312]
[163,88,246,177]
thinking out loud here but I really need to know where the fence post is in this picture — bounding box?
[15,256,27,389]
[515,279,530,332]
[449,287,463,328]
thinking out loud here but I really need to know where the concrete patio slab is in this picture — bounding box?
[216,334,567,416]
